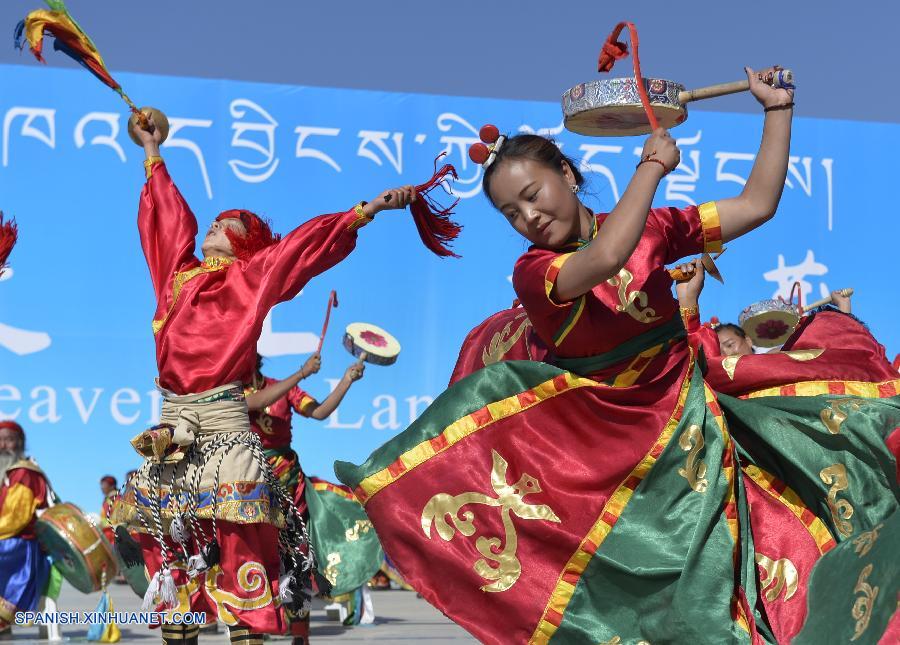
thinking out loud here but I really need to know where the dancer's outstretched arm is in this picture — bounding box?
[246,354,321,411]
[716,66,794,242]
[133,115,199,299]
[245,186,416,306]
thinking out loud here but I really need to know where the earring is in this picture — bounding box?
[570,185,578,193]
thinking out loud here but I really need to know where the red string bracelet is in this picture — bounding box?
[636,156,670,175]
[764,102,795,113]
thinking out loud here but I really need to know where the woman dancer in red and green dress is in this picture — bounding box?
[336,68,898,644]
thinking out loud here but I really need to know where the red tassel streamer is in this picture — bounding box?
[597,35,629,73]
[0,213,17,271]
[411,155,462,258]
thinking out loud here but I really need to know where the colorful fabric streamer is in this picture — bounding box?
[14,0,140,114]
[86,588,121,642]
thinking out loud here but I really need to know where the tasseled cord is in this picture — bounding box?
[168,513,188,544]
[185,553,206,579]
[186,540,219,579]
[0,214,17,272]
[141,566,177,611]
[410,155,462,258]
[278,570,295,605]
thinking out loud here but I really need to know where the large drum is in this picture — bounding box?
[36,503,119,594]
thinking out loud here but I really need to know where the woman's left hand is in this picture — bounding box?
[674,258,705,306]
[345,362,365,383]
[746,65,794,109]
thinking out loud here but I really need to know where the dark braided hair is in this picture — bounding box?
[804,304,869,330]
[482,135,584,208]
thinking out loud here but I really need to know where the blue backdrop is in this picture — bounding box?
[0,63,897,512]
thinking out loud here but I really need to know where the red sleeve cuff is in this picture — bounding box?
[347,203,373,232]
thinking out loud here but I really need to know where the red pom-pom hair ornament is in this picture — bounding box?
[479,124,500,143]
[469,143,490,165]
[467,124,506,168]
[703,315,721,330]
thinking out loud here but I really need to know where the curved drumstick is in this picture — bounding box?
[316,290,338,354]
[668,249,727,284]
[802,288,853,312]
[678,69,794,105]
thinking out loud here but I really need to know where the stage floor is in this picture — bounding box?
[8,581,475,643]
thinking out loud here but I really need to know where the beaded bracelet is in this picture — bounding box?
[636,156,670,175]
[764,102,795,113]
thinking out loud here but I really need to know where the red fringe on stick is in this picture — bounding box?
[0,214,17,271]
[411,156,462,258]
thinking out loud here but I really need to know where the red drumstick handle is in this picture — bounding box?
[316,290,338,354]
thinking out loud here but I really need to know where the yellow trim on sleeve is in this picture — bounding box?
[144,155,164,180]
[348,203,373,231]
[698,201,723,254]
[298,395,317,418]
[544,253,575,307]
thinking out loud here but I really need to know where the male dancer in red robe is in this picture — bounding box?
[117,117,416,645]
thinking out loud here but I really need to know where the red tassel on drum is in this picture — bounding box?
[597,31,629,72]
[411,155,462,258]
[0,213,17,272]
[594,21,660,131]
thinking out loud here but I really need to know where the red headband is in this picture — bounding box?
[215,210,281,261]
[100,475,117,486]
[0,420,24,438]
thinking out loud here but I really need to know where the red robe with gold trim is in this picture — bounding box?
[337,201,900,644]
[449,304,548,386]
[682,308,899,398]
[140,162,369,395]
[131,162,371,634]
